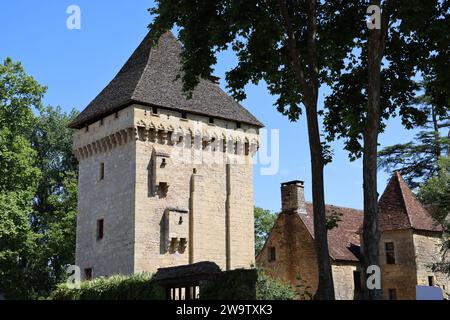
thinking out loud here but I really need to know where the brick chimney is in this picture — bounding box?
[281,180,307,214]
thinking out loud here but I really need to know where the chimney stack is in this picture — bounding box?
[281,180,306,214]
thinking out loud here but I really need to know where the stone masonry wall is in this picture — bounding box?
[75,106,136,278]
[379,229,418,300]
[133,105,257,273]
[413,231,450,298]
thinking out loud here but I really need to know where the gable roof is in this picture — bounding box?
[69,31,263,129]
[378,172,442,232]
[299,204,363,262]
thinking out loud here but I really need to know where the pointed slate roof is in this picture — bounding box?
[69,32,263,129]
[378,172,442,232]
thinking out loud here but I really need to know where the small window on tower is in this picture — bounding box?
[388,288,397,300]
[97,219,104,240]
[268,246,276,262]
[385,242,396,264]
[99,163,105,180]
[428,276,436,286]
[84,268,93,280]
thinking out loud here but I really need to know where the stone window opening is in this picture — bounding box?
[182,112,187,119]
[85,126,89,132]
[84,268,93,281]
[209,117,214,124]
[179,238,187,253]
[236,122,241,129]
[169,237,179,253]
[428,276,436,286]
[97,219,104,240]
[385,242,396,264]
[152,106,158,114]
[161,158,167,168]
[353,271,362,293]
[99,163,105,180]
[115,111,119,119]
[100,118,104,126]
[268,246,276,262]
[157,182,169,198]
[388,288,397,300]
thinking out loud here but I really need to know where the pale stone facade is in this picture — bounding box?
[74,104,259,278]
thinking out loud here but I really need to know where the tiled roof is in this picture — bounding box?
[298,204,364,262]
[69,31,263,129]
[378,172,442,232]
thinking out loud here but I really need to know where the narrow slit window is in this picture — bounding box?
[97,219,104,240]
[268,246,276,262]
[100,118,104,126]
[385,242,396,264]
[115,111,119,119]
[388,288,397,300]
[353,271,362,293]
[99,163,105,180]
[84,268,93,280]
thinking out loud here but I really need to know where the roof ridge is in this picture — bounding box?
[395,172,414,228]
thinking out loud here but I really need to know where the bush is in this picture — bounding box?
[49,273,164,300]
[200,269,257,300]
[200,268,296,300]
[256,269,296,300]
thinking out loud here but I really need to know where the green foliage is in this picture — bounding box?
[201,269,258,300]
[324,1,449,160]
[418,156,450,276]
[0,57,78,299]
[326,210,342,230]
[201,268,295,300]
[254,207,277,255]
[49,273,164,300]
[255,269,296,300]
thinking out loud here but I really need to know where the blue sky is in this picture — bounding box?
[0,1,420,212]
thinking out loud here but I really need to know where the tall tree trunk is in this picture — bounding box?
[363,0,384,300]
[278,0,334,300]
[305,97,335,300]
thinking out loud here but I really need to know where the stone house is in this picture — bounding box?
[257,174,450,300]
[70,31,263,279]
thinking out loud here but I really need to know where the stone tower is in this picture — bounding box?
[70,32,263,279]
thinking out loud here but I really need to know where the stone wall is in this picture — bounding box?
[75,104,258,278]
[257,212,360,300]
[413,231,450,297]
[75,106,136,278]
[378,229,418,300]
